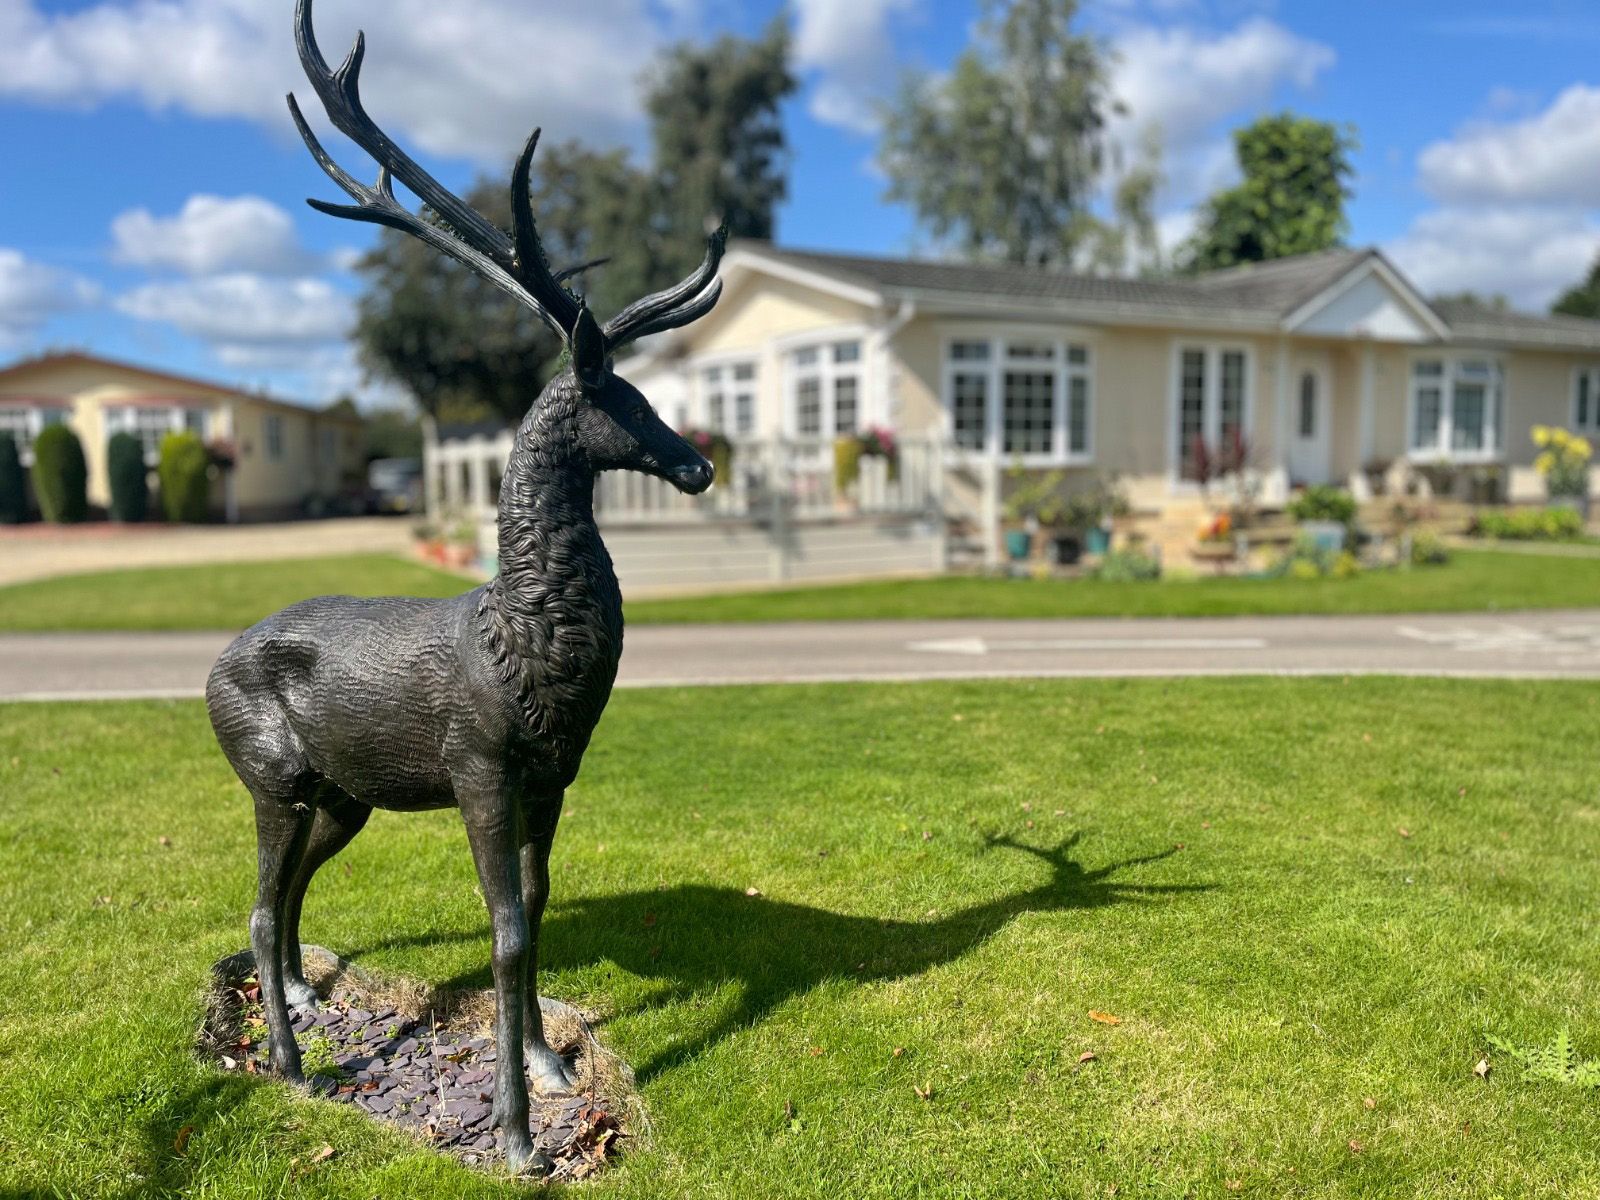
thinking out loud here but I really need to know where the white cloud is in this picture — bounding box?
[0,0,663,163]
[115,273,355,359]
[1386,207,1600,310]
[1111,18,1335,153]
[0,248,99,350]
[111,195,318,276]
[1418,84,1600,206]
[793,0,918,134]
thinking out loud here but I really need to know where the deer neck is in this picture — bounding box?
[477,381,623,730]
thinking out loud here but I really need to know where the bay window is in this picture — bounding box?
[1173,345,1249,480]
[0,405,68,463]
[699,360,758,436]
[1574,366,1600,433]
[789,340,862,438]
[1409,357,1502,459]
[942,336,1093,463]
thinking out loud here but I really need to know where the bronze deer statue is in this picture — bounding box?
[206,0,723,1173]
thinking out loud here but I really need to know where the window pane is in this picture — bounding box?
[950,340,990,362]
[793,347,819,368]
[735,391,755,435]
[0,410,30,455]
[832,341,860,364]
[1066,345,1088,366]
[1413,360,1444,379]
[703,365,722,384]
[1067,376,1089,455]
[1219,351,1245,441]
[185,409,207,437]
[1007,341,1055,361]
[1412,386,1442,451]
[732,362,756,382]
[1003,370,1054,454]
[1452,382,1487,452]
[1179,349,1206,477]
[796,377,822,435]
[1579,371,1592,428]
[1298,373,1317,438]
[953,373,987,450]
[833,376,859,435]
[1458,360,1493,380]
[708,392,725,432]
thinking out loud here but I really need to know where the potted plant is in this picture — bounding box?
[857,426,898,482]
[444,517,478,569]
[1533,424,1592,519]
[1003,468,1070,563]
[412,518,446,564]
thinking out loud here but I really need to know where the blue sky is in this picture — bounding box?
[2,0,1598,407]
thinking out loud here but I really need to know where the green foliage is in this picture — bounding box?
[1551,252,1600,319]
[107,432,148,523]
[354,26,795,425]
[1003,468,1128,529]
[1181,113,1357,272]
[1287,485,1357,528]
[1432,290,1510,313]
[30,423,87,524]
[1090,547,1161,582]
[878,0,1157,269]
[0,431,25,524]
[157,432,211,523]
[297,1031,345,1080]
[1268,535,1359,580]
[1488,1029,1600,1089]
[360,407,423,462]
[1409,530,1451,566]
[1472,507,1584,541]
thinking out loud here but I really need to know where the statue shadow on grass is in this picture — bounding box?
[348,833,1210,1082]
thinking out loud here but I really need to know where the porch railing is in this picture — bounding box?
[425,433,947,526]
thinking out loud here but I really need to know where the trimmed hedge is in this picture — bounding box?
[108,432,149,523]
[158,432,211,523]
[31,424,88,524]
[0,431,25,524]
[1473,506,1584,541]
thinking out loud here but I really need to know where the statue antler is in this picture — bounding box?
[288,0,722,357]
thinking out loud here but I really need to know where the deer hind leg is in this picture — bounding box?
[460,795,546,1175]
[280,786,371,1009]
[250,779,317,1082]
[520,790,577,1092]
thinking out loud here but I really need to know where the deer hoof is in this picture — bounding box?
[525,1043,578,1094]
[284,978,319,1010]
[503,1135,551,1177]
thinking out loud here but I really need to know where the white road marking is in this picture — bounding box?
[1396,623,1600,658]
[907,636,1269,656]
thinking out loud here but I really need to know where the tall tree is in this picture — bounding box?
[353,25,795,424]
[1552,253,1600,319]
[878,0,1146,267]
[1180,113,1357,273]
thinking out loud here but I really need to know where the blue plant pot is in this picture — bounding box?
[1005,530,1032,561]
[1085,526,1110,555]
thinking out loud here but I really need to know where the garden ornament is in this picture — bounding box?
[206,0,723,1174]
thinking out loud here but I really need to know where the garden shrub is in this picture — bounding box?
[1091,548,1161,582]
[1410,530,1450,566]
[1472,507,1583,541]
[107,431,148,523]
[1287,484,1357,528]
[0,431,25,524]
[1270,535,1357,580]
[158,432,211,523]
[31,424,87,523]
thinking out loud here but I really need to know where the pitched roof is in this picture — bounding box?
[0,351,363,423]
[735,244,1600,350]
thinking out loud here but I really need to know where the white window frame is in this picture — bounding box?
[785,338,864,440]
[1572,365,1600,433]
[694,355,760,437]
[1405,354,1504,463]
[105,404,210,466]
[939,332,1095,466]
[1166,342,1253,488]
[0,404,69,465]
[264,414,284,461]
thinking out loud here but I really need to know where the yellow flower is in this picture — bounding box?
[1575,437,1593,461]
[1532,425,1551,447]
[1535,452,1555,475]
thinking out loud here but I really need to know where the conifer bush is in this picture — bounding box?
[108,431,149,523]
[0,431,25,524]
[158,432,211,523]
[31,424,88,524]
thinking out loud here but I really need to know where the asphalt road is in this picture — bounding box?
[7,610,1600,702]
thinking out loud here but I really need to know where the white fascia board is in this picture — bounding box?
[720,247,886,310]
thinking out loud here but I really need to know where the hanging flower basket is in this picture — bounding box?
[857,425,899,482]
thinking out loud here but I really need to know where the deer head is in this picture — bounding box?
[287,0,721,495]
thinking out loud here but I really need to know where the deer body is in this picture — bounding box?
[205,3,727,1175]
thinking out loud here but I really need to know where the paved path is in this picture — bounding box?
[7,610,1600,702]
[0,517,414,587]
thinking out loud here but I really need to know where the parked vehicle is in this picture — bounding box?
[367,457,423,514]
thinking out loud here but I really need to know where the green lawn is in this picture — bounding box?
[3,548,1600,632]
[3,678,1599,1197]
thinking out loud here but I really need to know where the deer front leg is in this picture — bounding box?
[460,798,546,1176]
[521,791,577,1093]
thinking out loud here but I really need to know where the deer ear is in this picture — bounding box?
[570,303,609,391]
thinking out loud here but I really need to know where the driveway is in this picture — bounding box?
[0,517,414,588]
[6,610,1600,702]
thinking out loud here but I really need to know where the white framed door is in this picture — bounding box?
[1288,359,1332,485]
